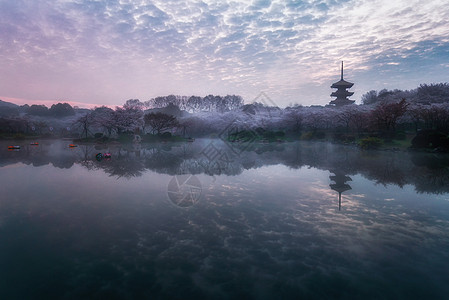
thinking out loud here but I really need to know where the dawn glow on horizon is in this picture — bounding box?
[1,0,448,108]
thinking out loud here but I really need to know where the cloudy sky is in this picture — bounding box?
[1,0,448,108]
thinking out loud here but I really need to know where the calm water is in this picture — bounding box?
[1,139,449,299]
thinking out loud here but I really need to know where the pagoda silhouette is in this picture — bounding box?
[330,61,355,106]
[329,171,352,210]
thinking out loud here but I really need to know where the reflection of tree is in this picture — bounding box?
[0,142,79,169]
[412,169,449,194]
[52,157,75,169]
[359,154,406,188]
[410,153,449,194]
[99,148,146,179]
[144,150,183,175]
[77,145,97,171]
[282,143,303,169]
[2,140,449,194]
[101,159,145,178]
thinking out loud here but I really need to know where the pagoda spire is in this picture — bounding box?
[341,61,344,80]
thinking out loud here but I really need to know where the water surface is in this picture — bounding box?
[1,139,448,299]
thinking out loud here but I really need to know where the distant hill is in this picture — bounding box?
[0,100,20,117]
[0,99,19,108]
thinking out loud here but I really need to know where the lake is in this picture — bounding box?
[1,139,449,299]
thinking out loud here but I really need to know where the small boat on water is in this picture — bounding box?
[30,142,39,145]
[8,145,20,150]
[69,144,77,147]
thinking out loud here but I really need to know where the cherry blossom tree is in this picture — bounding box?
[370,98,409,133]
[113,106,144,134]
[92,106,116,136]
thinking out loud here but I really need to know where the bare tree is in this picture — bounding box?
[144,112,179,135]
[73,113,94,139]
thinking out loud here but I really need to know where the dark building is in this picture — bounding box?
[330,61,355,106]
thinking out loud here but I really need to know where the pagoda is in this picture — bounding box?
[330,61,354,106]
[329,171,352,210]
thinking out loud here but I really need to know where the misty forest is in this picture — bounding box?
[1,82,449,152]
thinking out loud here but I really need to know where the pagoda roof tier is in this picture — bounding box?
[331,79,354,88]
[329,99,355,106]
[329,175,352,182]
[331,90,354,97]
[330,183,352,194]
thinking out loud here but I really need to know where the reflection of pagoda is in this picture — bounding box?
[329,171,352,210]
[330,61,355,106]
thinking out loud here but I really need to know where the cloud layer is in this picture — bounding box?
[1,0,448,107]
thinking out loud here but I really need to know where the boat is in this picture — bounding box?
[69,144,77,147]
[30,142,39,145]
[8,145,20,149]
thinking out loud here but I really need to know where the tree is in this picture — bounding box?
[225,95,244,111]
[0,106,19,117]
[32,121,48,135]
[302,107,328,132]
[50,103,75,117]
[418,103,449,133]
[407,104,425,132]
[417,83,449,103]
[349,107,369,133]
[92,106,116,136]
[27,104,49,116]
[335,105,370,133]
[123,99,144,110]
[361,90,378,105]
[73,113,94,139]
[336,106,354,129]
[145,94,244,113]
[370,98,409,133]
[144,112,179,135]
[186,96,203,112]
[284,109,303,133]
[0,117,29,134]
[113,106,144,134]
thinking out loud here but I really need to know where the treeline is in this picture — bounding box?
[0,95,244,137]
[1,84,449,147]
[0,102,76,118]
[2,141,448,194]
[144,94,244,112]
[361,83,449,105]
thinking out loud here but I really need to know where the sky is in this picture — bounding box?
[0,0,448,108]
